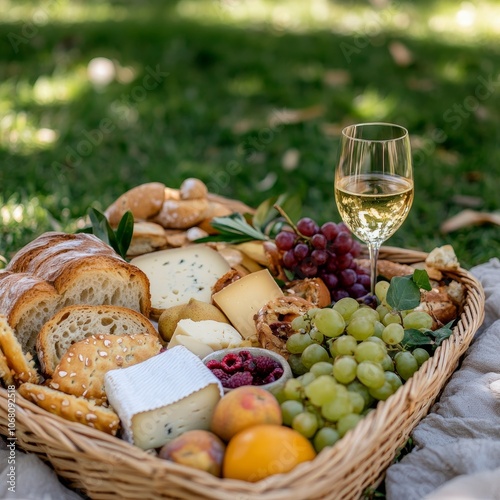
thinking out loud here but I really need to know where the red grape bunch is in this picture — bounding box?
[274,217,370,302]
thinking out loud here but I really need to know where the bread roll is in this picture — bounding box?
[37,304,159,377]
[1,232,151,353]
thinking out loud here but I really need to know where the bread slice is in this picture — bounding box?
[0,348,14,387]
[48,333,162,404]
[0,314,39,384]
[18,383,120,435]
[1,232,152,354]
[37,305,159,377]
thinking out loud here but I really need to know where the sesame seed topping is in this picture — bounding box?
[51,383,59,389]
[58,371,67,377]
[70,372,76,377]
[104,339,112,347]
[98,351,108,357]
[78,354,84,362]
[86,414,97,421]
[36,393,45,401]
[61,399,69,407]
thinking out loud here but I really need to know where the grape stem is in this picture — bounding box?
[273,204,309,240]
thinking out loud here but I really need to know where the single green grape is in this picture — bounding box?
[351,306,380,322]
[382,323,405,345]
[310,361,334,377]
[298,371,317,387]
[403,311,434,330]
[395,351,419,381]
[354,341,386,363]
[383,311,402,326]
[348,390,365,414]
[373,321,385,338]
[381,353,395,372]
[376,304,390,322]
[365,335,385,346]
[301,343,330,369]
[384,371,403,392]
[284,377,303,401]
[313,308,346,338]
[368,381,394,401]
[347,380,375,408]
[356,361,385,389]
[292,411,318,438]
[332,356,358,384]
[321,391,352,422]
[281,400,304,426]
[412,347,431,367]
[309,327,324,344]
[291,314,310,332]
[337,413,363,437]
[347,316,375,341]
[375,280,390,302]
[304,375,338,406]
[287,353,309,376]
[286,332,313,354]
[332,297,359,321]
[313,427,340,452]
[332,335,358,356]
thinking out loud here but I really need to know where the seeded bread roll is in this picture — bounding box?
[1,232,151,353]
[37,305,160,377]
[49,333,162,404]
[18,383,120,435]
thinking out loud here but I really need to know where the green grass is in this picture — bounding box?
[1,0,500,268]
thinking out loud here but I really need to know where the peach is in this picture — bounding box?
[211,386,282,442]
[158,430,225,477]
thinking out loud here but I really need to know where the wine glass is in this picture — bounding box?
[334,122,414,295]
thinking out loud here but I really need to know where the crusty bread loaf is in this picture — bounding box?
[18,382,120,435]
[37,305,160,377]
[0,314,39,384]
[49,333,162,404]
[0,232,151,354]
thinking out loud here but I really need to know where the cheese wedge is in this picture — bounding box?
[168,319,245,358]
[212,269,283,340]
[104,345,223,449]
[130,245,231,313]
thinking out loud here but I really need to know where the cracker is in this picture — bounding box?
[49,333,162,404]
[18,383,120,435]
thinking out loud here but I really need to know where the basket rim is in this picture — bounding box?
[0,245,486,500]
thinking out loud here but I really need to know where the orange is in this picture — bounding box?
[222,424,316,482]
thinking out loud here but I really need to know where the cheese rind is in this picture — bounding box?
[212,269,283,340]
[130,245,231,311]
[104,345,223,449]
[168,319,245,357]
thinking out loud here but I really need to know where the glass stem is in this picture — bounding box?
[368,243,381,295]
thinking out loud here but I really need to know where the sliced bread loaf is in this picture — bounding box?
[37,305,159,376]
[1,232,152,354]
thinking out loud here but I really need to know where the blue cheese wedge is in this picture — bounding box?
[130,245,231,314]
[168,319,246,358]
[104,345,223,450]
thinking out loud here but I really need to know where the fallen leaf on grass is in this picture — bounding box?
[268,105,324,127]
[389,41,414,67]
[440,209,500,233]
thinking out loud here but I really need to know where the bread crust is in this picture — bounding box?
[37,304,159,376]
[49,333,162,404]
[153,198,210,229]
[0,315,39,384]
[18,382,120,435]
[104,182,165,226]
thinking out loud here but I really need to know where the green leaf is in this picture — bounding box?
[401,328,433,349]
[115,211,134,259]
[195,233,257,244]
[88,208,111,245]
[252,197,277,230]
[386,276,421,311]
[413,269,432,291]
[252,193,302,232]
[210,213,268,241]
[428,321,454,347]
[276,193,302,224]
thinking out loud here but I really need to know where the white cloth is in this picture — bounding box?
[385,258,500,500]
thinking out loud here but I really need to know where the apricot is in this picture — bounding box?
[211,386,282,442]
[158,430,225,477]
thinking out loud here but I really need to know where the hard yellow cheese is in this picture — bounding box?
[168,319,245,358]
[212,269,283,340]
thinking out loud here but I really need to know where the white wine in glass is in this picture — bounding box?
[334,123,414,295]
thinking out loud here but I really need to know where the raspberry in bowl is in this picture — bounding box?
[202,347,292,395]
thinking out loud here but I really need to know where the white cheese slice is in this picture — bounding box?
[104,345,223,450]
[168,319,244,357]
[212,269,283,340]
[130,245,231,311]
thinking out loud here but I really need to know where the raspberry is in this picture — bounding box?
[263,367,284,384]
[211,368,230,382]
[238,350,253,362]
[220,353,243,373]
[206,359,222,370]
[243,358,256,373]
[254,356,280,376]
[225,371,253,389]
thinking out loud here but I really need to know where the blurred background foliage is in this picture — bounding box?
[1,0,499,268]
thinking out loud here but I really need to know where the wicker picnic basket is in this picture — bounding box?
[0,246,485,500]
